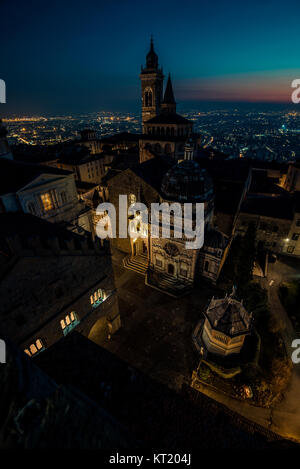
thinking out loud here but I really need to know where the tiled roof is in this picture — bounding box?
[146,112,191,125]
[205,295,251,337]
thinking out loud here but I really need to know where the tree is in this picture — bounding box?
[237,222,256,295]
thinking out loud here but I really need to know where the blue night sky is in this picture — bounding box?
[1,0,300,115]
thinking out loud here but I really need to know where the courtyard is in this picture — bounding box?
[91,248,220,390]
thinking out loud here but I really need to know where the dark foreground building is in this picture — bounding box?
[0,334,295,449]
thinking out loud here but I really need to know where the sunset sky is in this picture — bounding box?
[1,0,300,114]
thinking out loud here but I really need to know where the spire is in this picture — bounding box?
[146,36,158,69]
[161,73,176,114]
[163,74,175,104]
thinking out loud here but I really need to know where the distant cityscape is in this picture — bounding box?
[4,107,300,162]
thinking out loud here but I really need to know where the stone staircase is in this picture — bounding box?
[146,268,192,297]
[123,254,148,276]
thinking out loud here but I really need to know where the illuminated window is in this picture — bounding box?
[129,194,136,205]
[60,312,79,335]
[90,289,105,307]
[41,193,54,212]
[25,338,45,357]
[287,246,294,253]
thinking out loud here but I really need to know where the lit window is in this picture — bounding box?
[129,194,136,205]
[36,339,43,350]
[41,193,54,212]
[60,312,79,335]
[30,344,37,355]
[25,338,45,357]
[91,289,104,307]
[287,246,294,253]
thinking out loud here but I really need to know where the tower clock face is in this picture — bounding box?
[164,242,179,257]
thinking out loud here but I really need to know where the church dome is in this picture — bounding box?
[161,160,213,202]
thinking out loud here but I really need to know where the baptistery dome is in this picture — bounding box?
[161,160,213,202]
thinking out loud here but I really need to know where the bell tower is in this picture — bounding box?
[140,38,164,132]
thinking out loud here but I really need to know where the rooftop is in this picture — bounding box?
[204,293,251,337]
[241,195,294,220]
[146,112,191,125]
[0,158,72,195]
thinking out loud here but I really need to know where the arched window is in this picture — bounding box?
[170,127,174,136]
[144,89,153,107]
[166,127,170,136]
[25,338,45,357]
[165,143,172,154]
[90,289,105,307]
[160,127,165,136]
[60,312,79,333]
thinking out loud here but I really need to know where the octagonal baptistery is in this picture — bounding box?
[200,294,252,356]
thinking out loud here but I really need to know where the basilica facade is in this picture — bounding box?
[105,40,232,296]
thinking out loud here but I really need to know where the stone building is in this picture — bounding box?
[236,193,300,257]
[0,157,93,234]
[284,162,300,193]
[103,40,256,295]
[106,144,230,295]
[193,291,252,357]
[0,213,120,356]
[139,40,197,163]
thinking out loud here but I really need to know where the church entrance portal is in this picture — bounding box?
[132,238,148,257]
